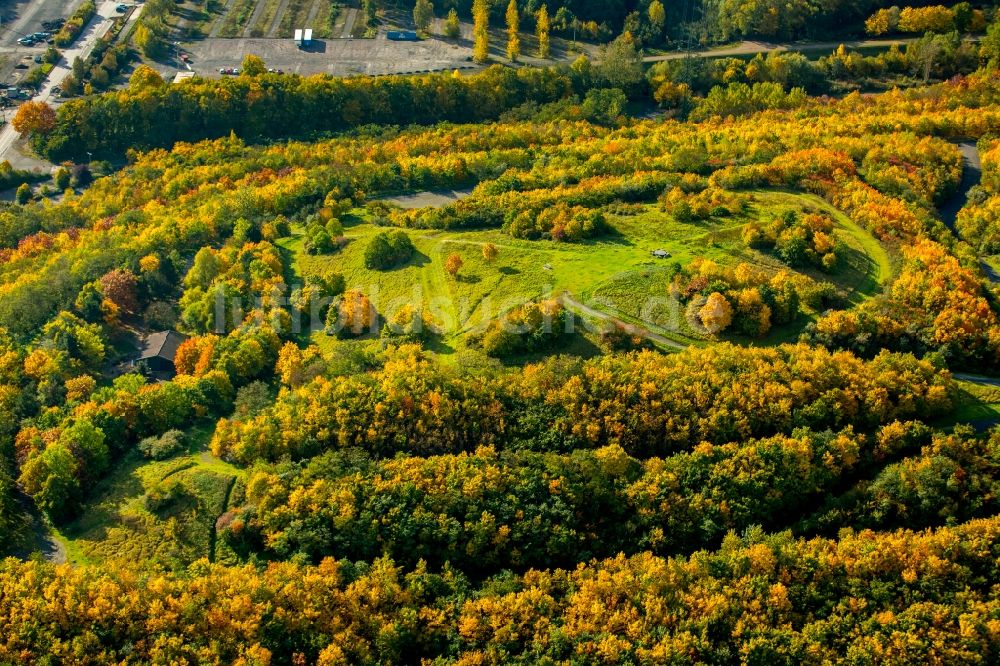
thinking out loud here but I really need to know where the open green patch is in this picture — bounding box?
[54,433,242,567]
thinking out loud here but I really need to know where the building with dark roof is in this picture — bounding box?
[136,330,188,375]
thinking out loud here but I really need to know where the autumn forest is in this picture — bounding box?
[1,1,1000,663]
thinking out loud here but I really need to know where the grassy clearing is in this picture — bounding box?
[278,0,314,37]
[217,0,257,37]
[351,8,370,38]
[169,0,218,40]
[592,191,893,344]
[314,1,342,39]
[54,426,243,567]
[943,380,1000,428]
[283,189,891,358]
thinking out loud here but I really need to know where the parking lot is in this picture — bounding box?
[0,0,77,91]
[178,33,482,78]
[0,0,87,48]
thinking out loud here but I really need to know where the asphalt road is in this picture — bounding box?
[954,373,1000,388]
[940,142,982,230]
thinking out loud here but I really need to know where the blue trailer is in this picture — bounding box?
[387,31,420,41]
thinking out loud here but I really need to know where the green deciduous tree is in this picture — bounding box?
[414,0,434,34]
[241,54,267,77]
[14,183,31,204]
[596,32,643,91]
[18,443,80,522]
[445,8,461,38]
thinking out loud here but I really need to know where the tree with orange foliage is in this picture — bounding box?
[444,253,463,278]
[11,101,56,136]
[174,335,219,377]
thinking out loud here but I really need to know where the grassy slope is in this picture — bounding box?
[284,189,893,357]
[52,426,243,567]
[945,380,1000,428]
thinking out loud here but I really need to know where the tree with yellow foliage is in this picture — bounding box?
[536,5,550,58]
[327,290,375,337]
[698,292,734,335]
[473,0,490,63]
[128,64,165,92]
[481,242,498,263]
[506,0,520,61]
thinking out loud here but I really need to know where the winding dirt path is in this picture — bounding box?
[642,37,920,63]
[561,293,687,350]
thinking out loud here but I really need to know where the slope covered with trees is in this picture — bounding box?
[0,30,1000,663]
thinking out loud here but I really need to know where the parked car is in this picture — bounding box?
[116,4,129,12]
[33,55,42,64]
[17,37,35,46]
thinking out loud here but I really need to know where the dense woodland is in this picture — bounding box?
[27,15,997,161]
[2,7,1000,662]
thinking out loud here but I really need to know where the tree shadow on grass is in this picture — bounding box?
[59,453,147,545]
[340,212,368,229]
[580,225,633,248]
[385,249,430,270]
